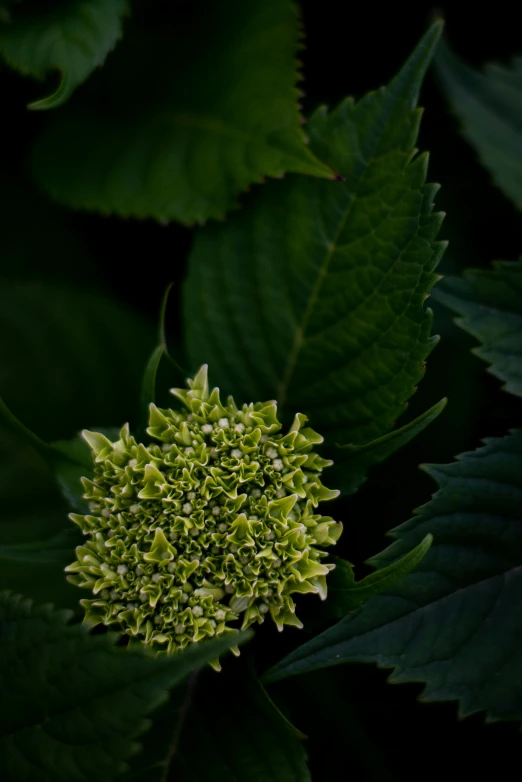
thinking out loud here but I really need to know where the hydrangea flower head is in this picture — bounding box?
[66,366,342,659]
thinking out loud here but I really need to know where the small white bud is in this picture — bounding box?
[140,591,148,602]
[169,531,178,541]
[218,417,229,427]
[215,609,226,620]
[251,488,262,498]
[190,527,199,536]
[259,602,269,614]
[162,442,170,452]
[210,448,219,459]
[218,522,227,532]
[180,592,189,603]
[128,459,137,468]
[276,487,286,499]
[101,508,111,517]
[183,502,193,514]
[231,448,242,459]
[212,506,221,516]
[168,562,176,573]
[265,530,275,540]
[185,447,195,455]
[273,558,282,568]
[152,573,162,583]
[273,459,283,471]
[88,502,99,513]
[117,564,128,575]
[266,447,278,459]
[209,619,217,628]
[192,605,204,617]
[260,435,268,442]
[202,424,213,434]
[129,504,140,514]
[234,423,245,433]
[175,623,185,634]
[187,491,196,501]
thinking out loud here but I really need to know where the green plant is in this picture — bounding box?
[1,4,521,780]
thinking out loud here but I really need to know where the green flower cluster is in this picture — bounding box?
[66,366,342,660]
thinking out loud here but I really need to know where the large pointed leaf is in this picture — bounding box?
[265,431,522,724]
[184,23,445,452]
[433,261,522,397]
[0,0,128,109]
[128,665,310,782]
[31,0,332,225]
[435,38,522,209]
[0,592,251,782]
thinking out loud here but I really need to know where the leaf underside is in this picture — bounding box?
[265,430,522,724]
[31,0,331,225]
[184,22,445,454]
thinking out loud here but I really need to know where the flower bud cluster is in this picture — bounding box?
[66,366,342,657]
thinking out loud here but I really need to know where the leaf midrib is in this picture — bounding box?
[276,98,414,409]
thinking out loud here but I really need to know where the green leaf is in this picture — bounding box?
[433,261,522,397]
[325,534,432,619]
[264,431,522,724]
[0,0,128,109]
[0,592,251,782]
[331,398,447,494]
[435,38,522,209]
[184,22,445,449]
[128,664,310,782]
[31,0,332,225]
[0,282,154,441]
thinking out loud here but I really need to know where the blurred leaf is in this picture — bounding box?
[0,282,154,441]
[128,664,310,782]
[32,0,332,225]
[184,23,445,452]
[265,431,522,724]
[0,592,251,782]
[433,260,522,397]
[435,38,522,209]
[332,398,447,494]
[0,529,81,609]
[325,534,432,619]
[0,0,128,109]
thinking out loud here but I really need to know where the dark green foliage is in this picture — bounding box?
[434,261,522,396]
[30,0,331,225]
[266,431,522,722]
[0,593,250,781]
[1,5,521,779]
[184,23,445,454]
[435,39,522,209]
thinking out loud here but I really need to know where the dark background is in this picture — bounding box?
[1,1,521,779]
